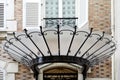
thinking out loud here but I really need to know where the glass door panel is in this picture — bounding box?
[44,0,76,27]
[62,0,75,17]
[45,0,59,18]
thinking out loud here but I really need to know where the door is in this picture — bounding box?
[43,67,78,80]
[42,0,77,27]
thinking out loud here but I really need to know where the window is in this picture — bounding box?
[23,0,88,29]
[0,0,5,30]
[44,0,75,18]
[43,0,77,27]
[45,0,58,18]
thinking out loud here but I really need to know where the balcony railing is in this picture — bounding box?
[43,17,78,27]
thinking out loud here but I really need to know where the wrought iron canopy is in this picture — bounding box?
[3,25,116,80]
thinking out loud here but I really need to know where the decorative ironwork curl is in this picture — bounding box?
[3,25,116,80]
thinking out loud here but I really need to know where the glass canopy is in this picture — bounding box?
[3,25,116,80]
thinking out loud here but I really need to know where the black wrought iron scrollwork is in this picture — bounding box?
[3,25,116,80]
[44,17,78,27]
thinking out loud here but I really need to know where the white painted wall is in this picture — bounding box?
[78,0,88,28]
[6,0,17,32]
[6,0,14,20]
[6,62,18,73]
[0,60,18,80]
[6,74,15,80]
[0,60,7,69]
[6,21,17,31]
[113,0,120,80]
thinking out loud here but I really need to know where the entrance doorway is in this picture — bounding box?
[43,67,78,80]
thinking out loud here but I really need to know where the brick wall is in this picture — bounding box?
[89,0,111,34]
[88,0,111,78]
[15,0,23,31]
[88,58,111,78]
[15,64,34,80]
[0,42,13,61]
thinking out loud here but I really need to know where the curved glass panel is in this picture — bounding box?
[3,27,116,67]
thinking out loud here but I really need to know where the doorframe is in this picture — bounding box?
[43,67,78,80]
[38,63,83,80]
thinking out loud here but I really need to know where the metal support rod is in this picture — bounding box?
[91,48,116,61]
[4,43,31,61]
[85,32,105,59]
[5,51,27,65]
[24,29,44,57]
[81,32,105,58]
[74,28,93,56]
[32,66,39,80]
[34,71,39,80]
[4,44,30,65]
[92,54,112,65]
[5,47,30,65]
[95,53,113,63]
[35,74,38,80]
[5,46,31,62]
[40,26,52,56]
[86,40,111,59]
[67,26,77,56]
[13,32,38,58]
[89,45,115,60]
[5,38,33,59]
[82,65,89,80]
[96,53,112,61]
[57,25,60,56]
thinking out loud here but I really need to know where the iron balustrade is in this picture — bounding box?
[43,17,78,27]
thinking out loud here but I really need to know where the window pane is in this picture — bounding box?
[62,0,76,27]
[62,0,75,17]
[45,0,58,18]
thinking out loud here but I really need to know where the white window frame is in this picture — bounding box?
[79,0,88,28]
[23,0,88,29]
[0,67,6,80]
[6,0,14,20]
[0,0,6,31]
